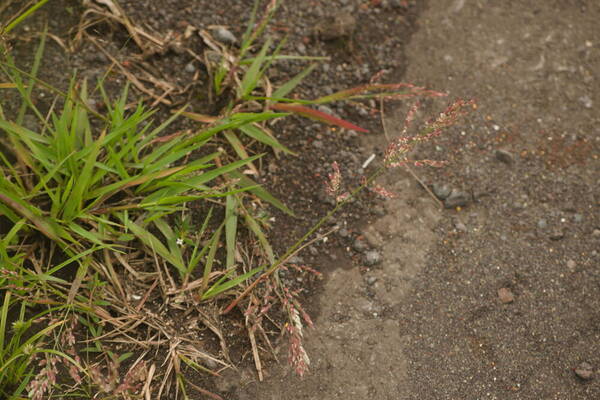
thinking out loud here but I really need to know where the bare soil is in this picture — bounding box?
[2,0,599,399]
[249,1,600,399]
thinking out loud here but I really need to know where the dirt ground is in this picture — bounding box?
[243,1,600,399]
[2,0,600,399]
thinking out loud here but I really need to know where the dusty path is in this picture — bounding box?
[239,1,600,399]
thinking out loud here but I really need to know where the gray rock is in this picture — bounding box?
[352,238,369,253]
[184,62,196,73]
[288,255,304,264]
[537,219,548,229]
[574,214,584,223]
[549,230,564,240]
[364,250,382,266]
[312,140,323,149]
[214,27,237,45]
[578,95,593,109]
[337,228,350,238]
[432,183,452,200]
[444,189,470,209]
[317,105,335,116]
[574,362,594,380]
[455,222,467,232]
[593,229,600,238]
[296,42,306,54]
[372,206,386,217]
[495,149,514,165]
[365,276,377,285]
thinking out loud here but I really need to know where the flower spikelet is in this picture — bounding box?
[325,161,342,197]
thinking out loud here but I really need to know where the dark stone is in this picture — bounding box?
[495,149,514,165]
[444,190,471,209]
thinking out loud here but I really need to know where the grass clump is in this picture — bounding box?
[0,0,475,398]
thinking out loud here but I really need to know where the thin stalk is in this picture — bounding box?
[2,0,50,35]
[222,165,387,314]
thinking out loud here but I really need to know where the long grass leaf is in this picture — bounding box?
[240,37,272,99]
[153,217,184,269]
[228,171,293,216]
[272,63,317,100]
[201,266,263,300]
[238,123,294,155]
[200,224,223,295]
[124,219,186,274]
[63,131,104,220]
[140,154,263,205]
[223,130,258,175]
[243,210,274,264]
[225,196,238,269]
[2,0,51,34]
[271,103,369,133]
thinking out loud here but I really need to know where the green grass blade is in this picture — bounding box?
[240,37,272,99]
[124,218,186,275]
[243,210,274,264]
[153,217,184,271]
[0,291,10,360]
[228,170,294,216]
[271,63,317,100]
[225,195,238,269]
[240,0,261,56]
[201,266,263,300]
[237,123,294,155]
[62,131,104,221]
[2,0,51,34]
[200,224,224,296]
[140,154,263,205]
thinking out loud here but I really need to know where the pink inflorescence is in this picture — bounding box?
[384,99,475,169]
[325,161,342,197]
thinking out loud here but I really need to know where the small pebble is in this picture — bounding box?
[317,105,335,116]
[432,183,452,200]
[495,149,514,165]
[372,206,386,217]
[352,238,369,253]
[566,259,576,271]
[214,27,237,45]
[537,219,548,229]
[365,276,377,285]
[455,222,467,232]
[364,250,382,266]
[184,62,196,73]
[578,95,593,109]
[288,255,304,264]
[338,228,350,238]
[574,214,584,223]
[203,358,218,369]
[592,229,600,238]
[444,189,470,209]
[549,230,564,240]
[574,362,594,380]
[498,287,515,304]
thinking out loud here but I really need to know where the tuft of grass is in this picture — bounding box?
[0,0,475,397]
[0,27,291,397]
